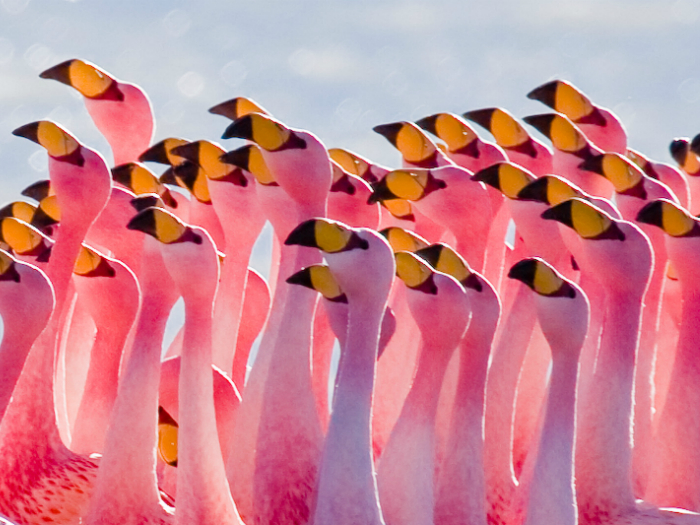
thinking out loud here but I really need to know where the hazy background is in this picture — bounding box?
[0,0,699,345]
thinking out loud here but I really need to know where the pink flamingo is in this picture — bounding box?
[111,161,181,212]
[70,246,140,455]
[0,250,54,422]
[578,151,681,494]
[627,148,690,209]
[83,231,176,524]
[377,251,470,525]
[507,257,588,525]
[139,137,225,251]
[415,112,511,286]
[127,206,244,525]
[0,120,110,523]
[414,243,500,525]
[371,165,492,272]
[542,198,700,524]
[638,199,700,511]
[522,113,614,199]
[328,147,430,237]
[373,120,452,169]
[40,59,154,166]
[40,59,153,166]
[231,268,271,391]
[286,219,394,525]
[463,107,553,176]
[527,79,627,154]
[361,227,428,459]
[169,139,266,377]
[223,112,332,524]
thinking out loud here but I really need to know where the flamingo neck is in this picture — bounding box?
[176,294,239,524]
[576,290,641,518]
[485,286,536,491]
[0,329,39,421]
[332,299,385,421]
[0,311,65,465]
[71,323,131,453]
[403,340,455,425]
[521,351,579,525]
[86,284,173,515]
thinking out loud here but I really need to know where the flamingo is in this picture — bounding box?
[223,112,331,524]
[286,218,394,525]
[0,120,110,524]
[377,251,470,525]
[127,206,244,525]
[522,113,614,199]
[527,79,627,154]
[0,250,54,423]
[578,151,681,494]
[415,112,510,286]
[626,148,690,209]
[463,107,553,176]
[638,199,700,512]
[365,226,428,459]
[70,245,140,455]
[373,120,451,169]
[40,59,154,166]
[507,257,588,525]
[327,147,424,233]
[83,230,175,525]
[414,243,500,525]
[168,139,265,377]
[370,166,492,271]
[541,197,700,524]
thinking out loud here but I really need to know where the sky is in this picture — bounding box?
[0,0,699,342]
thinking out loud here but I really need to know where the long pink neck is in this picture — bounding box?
[645,272,700,510]
[0,327,40,422]
[177,293,241,525]
[576,292,641,518]
[0,311,66,467]
[485,285,536,524]
[225,229,299,520]
[253,246,323,524]
[632,233,666,496]
[71,321,131,454]
[312,297,385,525]
[372,283,421,458]
[520,351,579,525]
[210,181,264,376]
[85,256,173,518]
[212,247,253,375]
[378,338,455,525]
[435,298,498,525]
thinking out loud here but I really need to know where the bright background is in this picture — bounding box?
[0,0,699,345]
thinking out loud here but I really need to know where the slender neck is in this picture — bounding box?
[402,340,455,425]
[576,290,641,515]
[71,324,130,453]
[177,292,239,523]
[485,286,536,489]
[455,309,498,408]
[86,279,173,514]
[0,311,65,464]
[0,329,38,421]
[332,299,385,423]
[522,352,579,525]
[212,249,252,374]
